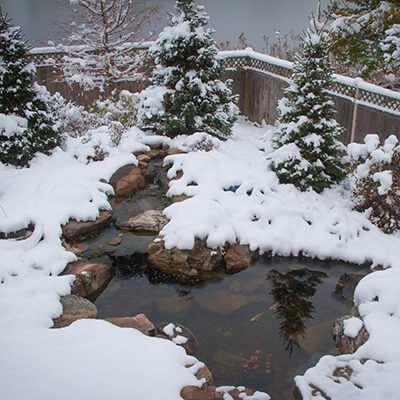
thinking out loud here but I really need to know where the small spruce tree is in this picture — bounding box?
[137,0,238,138]
[0,16,59,167]
[271,18,346,193]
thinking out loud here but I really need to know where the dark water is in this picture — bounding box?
[95,256,368,400]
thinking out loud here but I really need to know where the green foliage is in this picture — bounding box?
[138,0,238,139]
[327,0,400,79]
[351,135,400,234]
[0,16,59,167]
[271,19,346,193]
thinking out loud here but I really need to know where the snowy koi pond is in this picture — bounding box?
[76,178,369,399]
[94,254,368,399]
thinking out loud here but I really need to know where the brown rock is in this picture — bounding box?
[62,210,113,242]
[61,261,112,301]
[181,386,221,400]
[52,295,98,328]
[158,323,200,356]
[119,210,168,233]
[195,365,213,386]
[225,244,253,274]
[147,238,224,282]
[108,237,123,246]
[333,311,369,354]
[105,314,155,336]
[137,154,151,164]
[109,164,145,197]
[172,194,192,203]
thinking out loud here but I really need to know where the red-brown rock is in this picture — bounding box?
[180,386,254,400]
[225,244,253,274]
[61,261,112,302]
[62,210,113,241]
[109,164,145,197]
[52,295,98,328]
[108,237,123,246]
[105,314,155,336]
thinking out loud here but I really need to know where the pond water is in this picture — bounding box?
[94,255,368,399]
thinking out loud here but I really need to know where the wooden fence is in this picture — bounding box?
[29,46,400,144]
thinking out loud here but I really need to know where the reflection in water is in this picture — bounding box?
[267,268,327,355]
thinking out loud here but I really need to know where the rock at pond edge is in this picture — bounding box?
[225,244,253,274]
[52,295,98,328]
[119,209,168,234]
[62,210,113,242]
[147,238,224,282]
[61,261,112,302]
[109,164,145,197]
[105,314,155,336]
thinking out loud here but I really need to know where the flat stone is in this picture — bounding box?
[105,314,155,336]
[119,210,168,233]
[136,154,151,164]
[108,237,123,246]
[195,365,213,386]
[225,244,253,274]
[212,350,246,367]
[109,164,145,197]
[147,238,224,282]
[196,290,267,315]
[52,295,98,328]
[181,386,221,400]
[61,261,112,301]
[62,210,113,242]
[296,320,335,353]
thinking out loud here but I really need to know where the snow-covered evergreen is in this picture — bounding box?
[271,18,346,194]
[137,0,238,139]
[0,16,59,167]
[328,0,400,79]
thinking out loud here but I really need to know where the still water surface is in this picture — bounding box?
[95,256,368,399]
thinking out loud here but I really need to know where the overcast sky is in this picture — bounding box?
[2,0,328,51]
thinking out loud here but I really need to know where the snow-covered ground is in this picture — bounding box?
[0,119,399,399]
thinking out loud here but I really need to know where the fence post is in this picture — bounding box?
[350,86,360,143]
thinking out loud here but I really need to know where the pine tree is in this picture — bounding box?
[271,18,346,194]
[0,16,59,167]
[137,0,238,139]
[327,0,400,79]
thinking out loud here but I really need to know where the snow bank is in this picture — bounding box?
[0,127,202,400]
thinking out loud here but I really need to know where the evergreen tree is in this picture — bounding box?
[327,0,400,79]
[137,0,238,138]
[271,19,346,194]
[0,16,59,167]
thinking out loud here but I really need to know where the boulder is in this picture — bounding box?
[158,323,199,356]
[147,238,224,282]
[105,313,155,336]
[333,311,369,354]
[225,244,253,274]
[136,154,151,168]
[61,261,112,302]
[62,210,113,242]
[195,365,213,386]
[52,295,98,328]
[119,210,168,234]
[109,164,145,197]
[180,386,254,400]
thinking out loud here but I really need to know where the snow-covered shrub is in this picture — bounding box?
[136,0,238,139]
[52,92,96,138]
[91,90,137,131]
[61,0,158,92]
[349,134,400,234]
[270,18,346,193]
[0,17,59,167]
